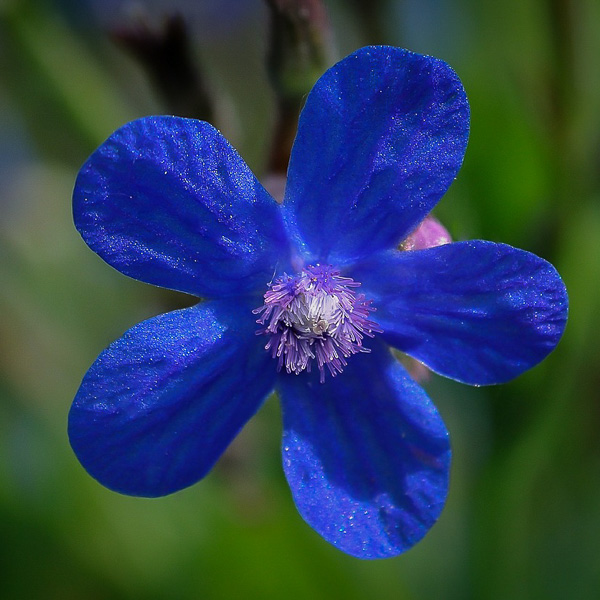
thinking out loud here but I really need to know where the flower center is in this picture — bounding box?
[253,264,381,382]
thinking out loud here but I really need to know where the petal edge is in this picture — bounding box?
[69,301,275,496]
[74,116,289,298]
[284,46,469,264]
[278,342,450,559]
[352,241,569,385]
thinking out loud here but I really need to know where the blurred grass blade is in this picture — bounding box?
[0,2,136,163]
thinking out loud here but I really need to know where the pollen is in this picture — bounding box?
[253,264,381,382]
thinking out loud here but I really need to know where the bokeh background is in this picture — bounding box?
[1,0,599,598]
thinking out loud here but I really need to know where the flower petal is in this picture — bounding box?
[351,241,569,385]
[283,46,469,264]
[278,342,450,559]
[74,116,289,298]
[69,301,275,496]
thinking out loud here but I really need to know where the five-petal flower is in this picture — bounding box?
[69,46,568,559]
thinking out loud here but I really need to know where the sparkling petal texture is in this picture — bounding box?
[283,45,469,264]
[73,116,289,298]
[278,341,450,559]
[351,241,569,385]
[68,301,275,496]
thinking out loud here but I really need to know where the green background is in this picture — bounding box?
[1,0,599,598]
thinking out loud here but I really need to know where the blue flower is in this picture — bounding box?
[69,46,568,559]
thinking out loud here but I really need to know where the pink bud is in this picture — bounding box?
[401,215,452,251]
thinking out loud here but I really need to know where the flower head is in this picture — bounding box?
[254,264,380,381]
[69,46,568,559]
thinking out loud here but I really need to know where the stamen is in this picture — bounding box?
[254,264,381,382]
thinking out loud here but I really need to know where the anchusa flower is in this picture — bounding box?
[69,46,568,559]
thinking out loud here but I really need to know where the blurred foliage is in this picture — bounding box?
[0,0,599,598]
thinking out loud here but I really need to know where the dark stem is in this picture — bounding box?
[112,14,213,121]
[264,0,332,173]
